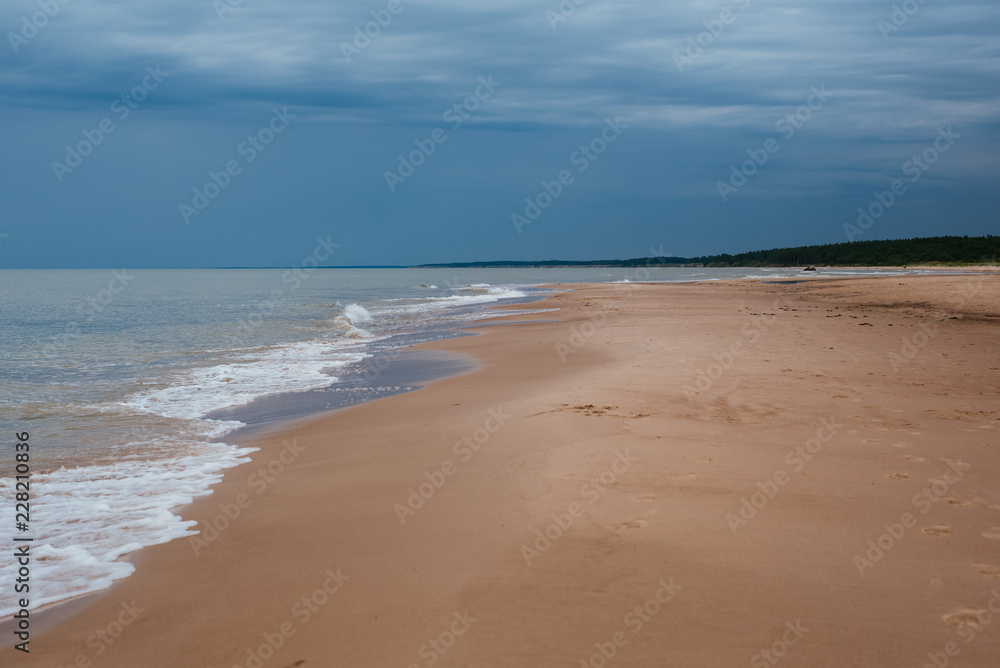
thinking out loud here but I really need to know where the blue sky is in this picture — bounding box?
[0,0,997,267]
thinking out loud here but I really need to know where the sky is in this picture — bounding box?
[0,0,997,268]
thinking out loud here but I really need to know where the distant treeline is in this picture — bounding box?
[418,235,999,268]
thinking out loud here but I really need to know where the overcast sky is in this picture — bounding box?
[0,0,997,267]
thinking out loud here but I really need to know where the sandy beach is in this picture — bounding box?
[9,274,1000,667]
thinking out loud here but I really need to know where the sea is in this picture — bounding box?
[0,266,941,614]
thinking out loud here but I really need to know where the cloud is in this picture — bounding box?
[1,0,997,137]
[0,0,997,268]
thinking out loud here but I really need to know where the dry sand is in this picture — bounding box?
[9,275,1000,667]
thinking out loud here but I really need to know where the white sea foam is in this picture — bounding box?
[402,286,528,310]
[373,285,529,313]
[123,340,367,420]
[342,303,372,323]
[460,307,560,322]
[324,303,374,339]
[0,436,255,616]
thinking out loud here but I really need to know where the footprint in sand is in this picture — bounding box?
[570,404,619,416]
[617,520,647,530]
[981,527,1000,540]
[888,473,910,480]
[975,564,1000,579]
[943,608,990,631]
[923,525,952,536]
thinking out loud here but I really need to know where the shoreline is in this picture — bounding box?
[1,298,548,630]
[9,274,1000,666]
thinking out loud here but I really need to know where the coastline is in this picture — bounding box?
[9,274,1000,666]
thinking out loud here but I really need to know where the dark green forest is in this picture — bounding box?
[419,236,999,268]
